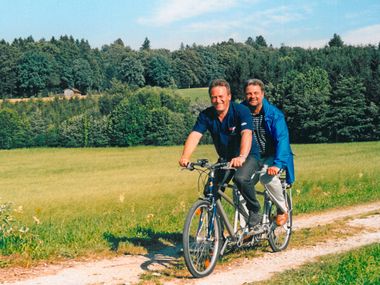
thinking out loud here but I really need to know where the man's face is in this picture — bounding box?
[210,86,231,113]
[245,84,264,108]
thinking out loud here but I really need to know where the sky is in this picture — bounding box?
[1,0,380,50]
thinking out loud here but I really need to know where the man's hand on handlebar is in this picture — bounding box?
[179,157,190,167]
[230,156,246,168]
[267,166,280,176]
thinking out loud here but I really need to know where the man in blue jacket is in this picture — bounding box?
[242,79,295,226]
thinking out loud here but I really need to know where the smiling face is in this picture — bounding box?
[245,84,264,110]
[210,85,231,114]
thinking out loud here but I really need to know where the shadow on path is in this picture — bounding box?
[103,227,183,274]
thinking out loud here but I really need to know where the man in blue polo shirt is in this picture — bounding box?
[179,79,261,228]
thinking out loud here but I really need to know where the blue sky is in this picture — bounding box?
[1,0,379,50]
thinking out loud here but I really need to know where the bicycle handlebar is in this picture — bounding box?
[185,159,236,171]
[254,166,284,175]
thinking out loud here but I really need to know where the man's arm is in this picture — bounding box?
[179,131,203,167]
[230,129,252,168]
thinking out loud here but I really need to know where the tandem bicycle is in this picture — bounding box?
[182,159,293,278]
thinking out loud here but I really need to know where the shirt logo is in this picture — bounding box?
[229,126,236,133]
[241,122,247,126]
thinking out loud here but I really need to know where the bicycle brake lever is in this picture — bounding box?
[186,163,195,171]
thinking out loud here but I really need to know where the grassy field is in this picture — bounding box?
[0,141,379,266]
[175,87,209,103]
[254,243,380,285]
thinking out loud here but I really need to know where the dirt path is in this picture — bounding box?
[1,201,380,285]
[167,215,380,285]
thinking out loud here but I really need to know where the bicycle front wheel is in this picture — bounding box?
[268,193,292,252]
[183,199,222,278]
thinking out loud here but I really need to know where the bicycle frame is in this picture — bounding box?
[202,166,250,250]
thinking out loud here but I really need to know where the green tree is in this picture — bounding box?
[0,108,29,148]
[119,55,145,87]
[87,116,109,146]
[327,76,374,141]
[145,107,187,145]
[140,37,151,51]
[255,35,267,47]
[108,98,149,146]
[17,50,58,97]
[328,33,344,48]
[245,36,255,47]
[173,58,194,88]
[146,54,175,87]
[172,48,203,88]
[28,109,48,146]
[280,68,331,142]
[72,58,94,93]
[101,39,132,87]
[0,42,20,98]
[51,35,83,90]
[59,115,88,147]
[108,87,193,146]
[195,46,225,86]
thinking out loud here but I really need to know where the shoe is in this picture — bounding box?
[248,211,261,229]
[275,211,288,226]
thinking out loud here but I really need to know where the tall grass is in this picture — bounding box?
[0,142,379,266]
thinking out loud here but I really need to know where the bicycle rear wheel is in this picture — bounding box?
[268,193,292,252]
[183,199,222,278]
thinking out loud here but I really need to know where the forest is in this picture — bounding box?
[0,33,379,147]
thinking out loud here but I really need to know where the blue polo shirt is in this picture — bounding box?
[193,102,260,161]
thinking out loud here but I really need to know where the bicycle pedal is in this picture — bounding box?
[247,225,265,235]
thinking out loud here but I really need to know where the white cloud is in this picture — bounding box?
[278,24,380,49]
[285,38,327,49]
[343,24,380,46]
[257,5,307,25]
[186,19,242,32]
[138,0,237,26]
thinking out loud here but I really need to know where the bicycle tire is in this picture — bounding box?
[268,193,292,252]
[183,199,222,278]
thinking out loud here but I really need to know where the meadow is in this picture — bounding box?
[175,87,209,103]
[0,141,380,266]
[254,243,380,285]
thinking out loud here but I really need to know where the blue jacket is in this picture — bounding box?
[242,98,295,184]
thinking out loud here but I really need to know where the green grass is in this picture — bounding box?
[253,243,380,285]
[175,87,209,103]
[291,142,380,213]
[0,141,379,266]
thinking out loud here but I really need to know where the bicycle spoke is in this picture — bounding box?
[268,194,292,252]
[183,200,221,277]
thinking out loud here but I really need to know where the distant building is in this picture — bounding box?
[63,88,82,97]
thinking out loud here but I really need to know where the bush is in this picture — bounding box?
[0,108,30,149]
[108,87,194,146]
[59,114,109,147]
[108,98,149,146]
[145,107,187,145]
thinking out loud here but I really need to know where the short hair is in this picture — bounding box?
[208,79,231,96]
[244,78,265,92]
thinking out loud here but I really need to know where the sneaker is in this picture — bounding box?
[275,211,288,226]
[248,211,261,229]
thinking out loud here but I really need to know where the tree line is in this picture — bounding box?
[0,85,200,149]
[0,33,379,145]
